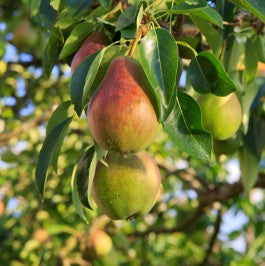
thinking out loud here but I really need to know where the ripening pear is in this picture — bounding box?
[199,93,242,140]
[71,32,108,72]
[86,229,112,258]
[13,20,38,48]
[92,151,161,220]
[87,56,159,153]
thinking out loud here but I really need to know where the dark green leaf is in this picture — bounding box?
[140,28,179,121]
[74,147,95,209]
[256,35,265,63]
[164,92,212,160]
[187,51,237,95]
[39,0,58,29]
[116,4,138,31]
[59,21,95,59]
[245,38,259,82]
[191,15,222,57]
[46,101,71,134]
[177,41,197,59]
[70,51,99,116]
[35,117,73,197]
[66,0,93,16]
[191,6,223,28]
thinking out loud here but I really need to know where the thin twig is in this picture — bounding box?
[200,208,222,265]
[128,26,143,57]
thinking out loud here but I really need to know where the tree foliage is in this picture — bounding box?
[0,0,265,265]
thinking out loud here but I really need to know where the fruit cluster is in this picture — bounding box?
[72,32,161,220]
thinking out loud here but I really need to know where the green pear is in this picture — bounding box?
[92,151,161,220]
[87,56,159,153]
[199,93,242,140]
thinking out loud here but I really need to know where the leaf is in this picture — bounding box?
[177,41,197,59]
[98,0,110,7]
[171,0,208,13]
[240,84,265,191]
[191,15,222,57]
[43,28,64,78]
[70,52,99,116]
[46,101,71,134]
[74,147,96,209]
[228,0,265,23]
[70,45,127,116]
[31,0,41,16]
[191,6,223,28]
[245,38,259,82]
[116,4,138,31]
[140,28,179,121]
[164,92,212,160]
[66,0,93,16]
[187,51,237,96]
[255,35,265,63]
[59,21,95,59]
[35,117,73,197]
[224,34,246,73]
[38,0,58,29]
[71,166,88,223]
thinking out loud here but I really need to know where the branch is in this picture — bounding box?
[128,173,265,236]
[200,208,222,265]
[0,109,54,145]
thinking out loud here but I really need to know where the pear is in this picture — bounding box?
[92,151,161,220]
[71,32,108,72]
[13,20,38,48]
[86,229,112,258]
[87,56,159,153]
[199,93,242,140]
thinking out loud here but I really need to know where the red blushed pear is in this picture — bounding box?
[71,32,108,72]
[92,151,161,220]
[87,56,159,153]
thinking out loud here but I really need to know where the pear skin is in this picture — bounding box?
[92,151,161,220]
[199,93,242,140]
[87,56,159,153]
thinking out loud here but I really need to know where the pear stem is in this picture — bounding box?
[128,26,143,57]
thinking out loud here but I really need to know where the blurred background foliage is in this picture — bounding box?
[0,0,265,265]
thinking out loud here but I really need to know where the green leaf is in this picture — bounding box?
[164,92,212,160]
[43,28,64,78]
[228,0,265,23]
[240,84,265,191]
[187,51,237,96]
[70,51,99,116]
[177,41,197,59]
[116,4,138,31]
[171,0,208,13]
[35,117,73,197]
[71,166,88,223]
[38,0,58,29]
[70,45,127,116]
[191,6,223,28]
[120,23,137,39]
[98,0,110,7]
[224,34,246,73]
[66,0,93,16]
[74,147,96,209]
[46,101,71,134]
[59,21,95,59]
[245,38,259,82]
[191,15,222,57]
[140,28,179,121]
[255,35,265,63]
[31,0,41,16]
